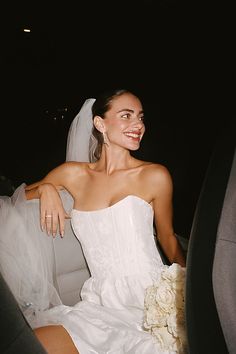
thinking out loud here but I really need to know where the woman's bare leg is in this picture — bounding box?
[34,325,79,354]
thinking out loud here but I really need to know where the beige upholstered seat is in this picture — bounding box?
[53,220,90,305]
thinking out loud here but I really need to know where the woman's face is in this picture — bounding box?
[102,93,145,151]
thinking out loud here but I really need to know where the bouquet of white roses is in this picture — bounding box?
[143,263,187,353]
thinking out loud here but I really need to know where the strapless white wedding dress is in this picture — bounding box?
[38,195,175,353]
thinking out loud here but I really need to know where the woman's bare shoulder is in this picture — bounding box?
[51,161,94,183]
[140,161,172,185]
[138,159,170,173]
[26,161,90,188]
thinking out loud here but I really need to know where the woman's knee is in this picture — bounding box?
[34,325,79,354]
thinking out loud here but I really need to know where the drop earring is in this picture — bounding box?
[102,132,109,146]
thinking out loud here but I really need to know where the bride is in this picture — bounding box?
[2,88,186,353]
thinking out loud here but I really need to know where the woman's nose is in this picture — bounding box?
[132,118,144,130]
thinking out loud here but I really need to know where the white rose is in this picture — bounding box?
[167,310,185,337]
[144,285,158,307]
[167,312,187,353]
[152,326,178,351]
[155,282,175,313]
[143,264,187,353]
[163,263,185,284]
[144,304,167,328]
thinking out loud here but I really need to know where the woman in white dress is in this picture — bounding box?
[23,88,186,353]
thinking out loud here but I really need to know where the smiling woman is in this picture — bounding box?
[89,89,145,163]
[1,88,186,354]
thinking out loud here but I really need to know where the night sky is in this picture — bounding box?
[1,1,234,238]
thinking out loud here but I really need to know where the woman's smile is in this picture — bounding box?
[123,130,142,142]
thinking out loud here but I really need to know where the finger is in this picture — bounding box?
[51,212,59,237]
[58,211,66,237]
[40,209,47,232]
[45,213,53,236]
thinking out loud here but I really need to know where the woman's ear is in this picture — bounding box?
[94,116,105,133]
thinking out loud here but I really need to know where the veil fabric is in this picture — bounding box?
[66,98,96,162]
[0,185,62,327]
[0,98,95,328]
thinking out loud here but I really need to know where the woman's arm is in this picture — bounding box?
[25,163,73,237]
[150,165,186,267]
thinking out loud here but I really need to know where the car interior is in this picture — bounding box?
[0,118,235,353]
[185,118,235,353]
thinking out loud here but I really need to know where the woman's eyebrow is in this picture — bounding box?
[117,109,144,115]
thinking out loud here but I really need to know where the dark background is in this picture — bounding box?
[1,1,234,238]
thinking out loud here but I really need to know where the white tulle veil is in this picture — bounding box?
[0,98,96,327]
[66,98,96,162]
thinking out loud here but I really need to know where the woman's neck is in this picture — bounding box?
[94,145,135,175]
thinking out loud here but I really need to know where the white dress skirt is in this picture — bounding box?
[0,186,186,354]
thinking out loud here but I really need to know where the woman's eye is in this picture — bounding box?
[120,113,144,121]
